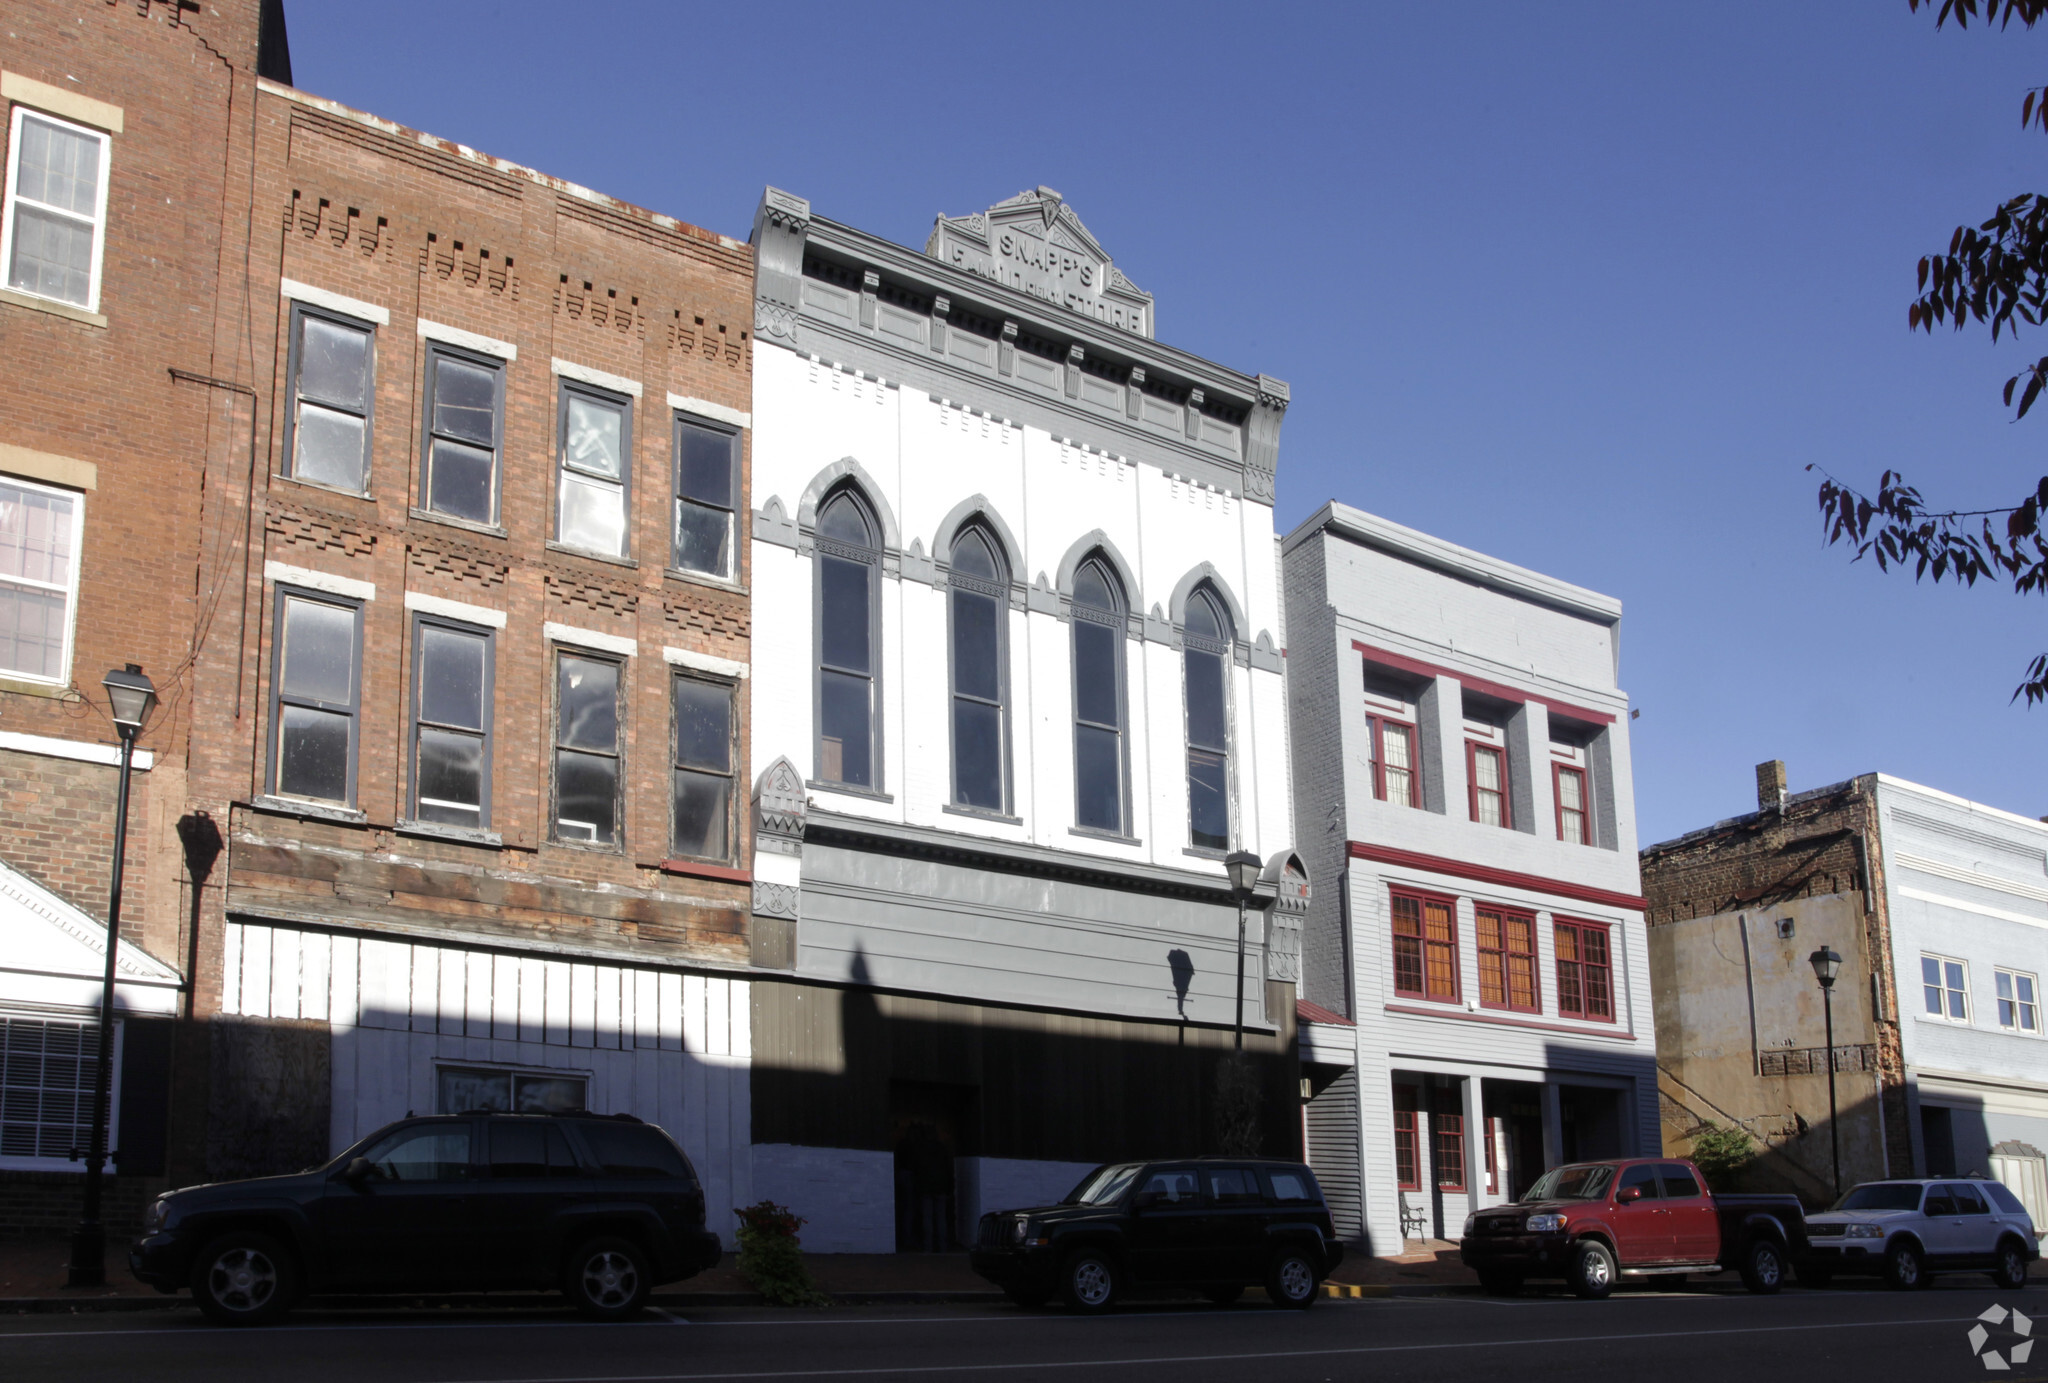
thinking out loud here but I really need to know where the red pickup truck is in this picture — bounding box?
[1457,1156,1809,1298]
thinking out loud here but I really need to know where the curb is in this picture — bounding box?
[4,1289,1010,1315]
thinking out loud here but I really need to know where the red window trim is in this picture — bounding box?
[1367,713,1420,807]
[1383,1002,1638,1042]
[1393,1085,1421,1191]
[1484,1115,1501,1195]
[1466,740,1511,829]
[1554,915,1617,1023]
[1433,1110,1467,1192]
[1354,640,1616,725]
[1475,905,1541,1013]
[1347,840,1648,911]
[1553,763,1590,845]
[1390,887,1461,1004]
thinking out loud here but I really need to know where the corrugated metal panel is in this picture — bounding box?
[1306,1067,1363,1242]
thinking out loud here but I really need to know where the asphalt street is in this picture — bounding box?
[3,1277,2044,1383]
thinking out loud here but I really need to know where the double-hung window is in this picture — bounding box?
[268,587,363,806]
[1367,714,1419,807]
[0,1014,105,1164]
[671,674,735,862]
[948,524,1009,812]
[2,106,109,311]
[553,650,622,845]
[1476,906,1539,1011]
[815,488,879,789]
[1996,970,2039,1033]
[1923,954,1969,1022]
[1392,1086,1421,1191]
[1555,918,1615,1021]
[1468,738,1509,828]
[1555,764,1589,844]
[1433,1104,1466,1192]
[1391,890,1459,1002]
[673,416,738,579]
[284,305,374,493]
[409,616,493,829]
[1071,557,1128,834]
[1183,586,1232,851]
[557,383,632,557]
[0,475,82,683]
[420,346,502,526]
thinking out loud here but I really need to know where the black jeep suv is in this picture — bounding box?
[129,1112,722,1324]
[968,1158,1345,1311]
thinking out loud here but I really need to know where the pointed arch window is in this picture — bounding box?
[815,488,880,789]
[1071,557,1128,833]
[1183,585,1233,851]
[949,524,1009,811]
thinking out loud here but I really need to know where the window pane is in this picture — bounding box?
[673,677,732,771]
[1558,769,1584,812]
[298,316,369,409]
[277,704,350,801]
[0,482,74,586]
[554,748,618,844]
[439,1068,510,1113]
[419,625,486,729]
[428,438,495,522]
[16,117,100,215]
[8,203,93,305]
[564,394,624,479]
[675,499,731,576]
[415,727,482,824]
[293,404,366,491]
[819,668,872,786]
[361,1125,471,1181]
[280,597,355,704]
[821,556,872,674]
[0,582,66,679]
[433,358,497,445]
[952,587,1000,702]
[558,470,626,555]
[677,424,733,507]
[672,768,730,859]
[953,697,1003,810]
[1188,746,1228,850]
[557,656,618,751]
[1185,647,1226,750]
[1073,561,1116,613]
[1999,972,2015,1002]
[1185,591,1222,643]
[952,529,999,581]
[1473,748,1501,791]
[490,1121,548,1179]
[818,492,871,547]
[1923,957,1943,1015]
[1075,722,1121,831]
[515,1076,587,1114]
[1073,620,1120,727]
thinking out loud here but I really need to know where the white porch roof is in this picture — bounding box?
[0,854,182,1017]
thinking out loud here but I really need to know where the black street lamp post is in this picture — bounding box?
[1808,944,1843,1200]
[1224,850,1264,1052]
[67,665,157,1289]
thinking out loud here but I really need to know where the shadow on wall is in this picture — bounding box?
[1663,1082,1895,1209]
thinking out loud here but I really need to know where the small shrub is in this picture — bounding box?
[734,1200,830,1307]
[1688,1122,1756,1193]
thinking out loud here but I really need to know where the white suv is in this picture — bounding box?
[1803,1178,2037,1290]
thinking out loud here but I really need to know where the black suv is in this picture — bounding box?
[968,1158,1345,1311]
[129,1112,722,1324]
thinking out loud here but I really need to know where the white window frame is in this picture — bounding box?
[1921,952,1970,1024]
[0,472,85,685]
[1,105,112,313]
[0,1012,121,1173]
[1995,968,2040,1034]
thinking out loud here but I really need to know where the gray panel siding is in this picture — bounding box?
[1306,1066,1364,1242]
[1283,533,1350,1015]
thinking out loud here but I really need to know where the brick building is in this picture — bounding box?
[1,2,762,1240]
[1643,763,2048,1223]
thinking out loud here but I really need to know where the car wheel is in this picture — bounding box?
[1004,1288,1052,1309]
[1990,1239,2030,1291]
[1266,1249,1320,1309]
[1796,1264,1834,1289]
[563,1236,651,1320]
[1740,1238,1785,1296]
[1883,1241,1924,1292]
[1569,1240,1618,1300]
[1202,1284,1244,1306]
[1060,1250,1120,1313]
[1478,1270,1522,1297]
[190,1231,297,1327]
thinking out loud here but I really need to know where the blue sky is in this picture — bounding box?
[284,2,2048,845]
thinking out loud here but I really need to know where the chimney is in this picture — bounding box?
[1757,760,1788,813]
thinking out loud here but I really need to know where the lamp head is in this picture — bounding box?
[102,664,157,739]
[1224,849,1263,899]
[1808,944,1842,990]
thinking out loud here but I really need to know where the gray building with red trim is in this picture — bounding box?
[1282,502,1654,1253]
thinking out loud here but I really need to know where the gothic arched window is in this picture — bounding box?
[816,487,880,788]
[1183,585,1233,851]
[1071,557,1127,833]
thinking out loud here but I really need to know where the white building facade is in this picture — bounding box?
[1283,504,1654,1253]
[744,187,1306,1251]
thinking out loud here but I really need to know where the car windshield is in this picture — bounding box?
[1067,1164,1142,1205]
[1526,1163,1616,1201]
[1831,1182,1925,1212]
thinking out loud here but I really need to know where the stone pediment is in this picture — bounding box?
[925,186,1155,339]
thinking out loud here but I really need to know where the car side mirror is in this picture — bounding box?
[342,1156,375,1186]
[1615,1186,1641,1204]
